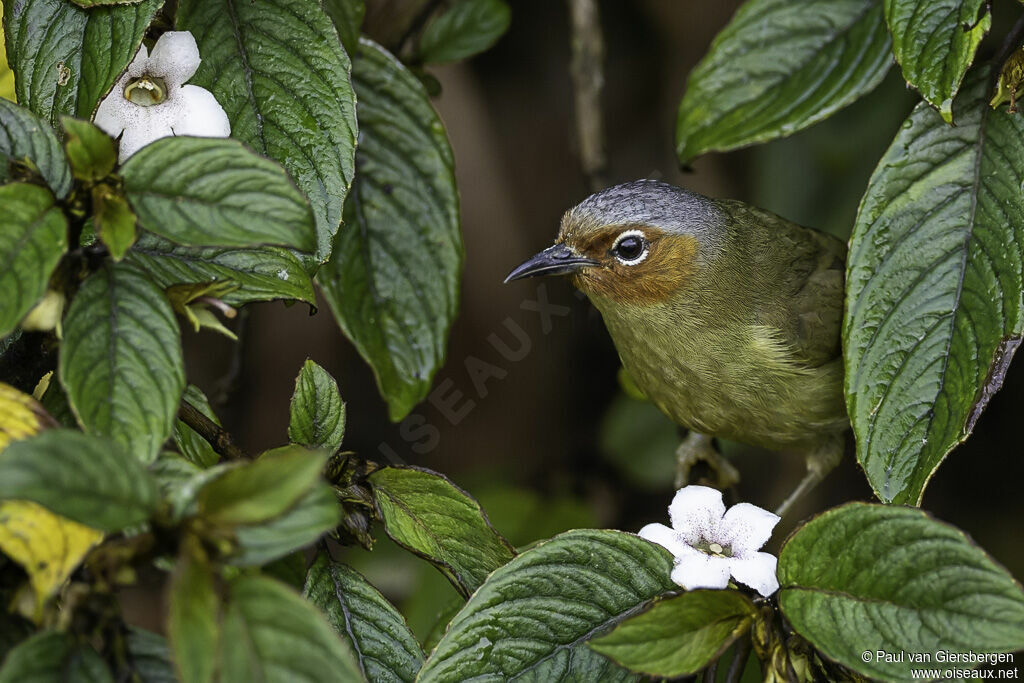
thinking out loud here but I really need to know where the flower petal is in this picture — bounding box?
[720,502,780,556]
[728,551,778,597]
[668,485,726,544]
[637,523,690,559]
[94,90,129,139]
[170,85,231,138]
[670,551,731,590]
[125,42,150,79]
[117,117,174,162]
[148,31,201,88]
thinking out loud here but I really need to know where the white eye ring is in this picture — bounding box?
[611,229,650,265]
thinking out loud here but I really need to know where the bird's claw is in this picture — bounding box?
[674,431,740,490]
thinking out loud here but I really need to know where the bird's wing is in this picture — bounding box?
[727,202,846,369]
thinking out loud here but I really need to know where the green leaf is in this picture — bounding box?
[288,360,346,453]
[176,0,358,263]
[168,551,219,683]
[2,0,162,125]
[230,483,341,566]
[124,628,177,683]
[197,446,328,525]
[121,137,317,251]
[0,429,158,532]
[368,467,514,597]
[171,385,221,469]
[417,0,511,64]
[221,574,364,682]
[0,183,67,339]
[322,0,365,55]
[844,69,1024,504]
[778,503,1024,682]
[59,262,185,464]
[303,551,424,682]
[93,188,137,260]
[0,99,72,197]
[675,0,891,164]
[61,117,115,181]
[884,0,990,123]
[0,630,112,683]
[318,39,462,421]
[589,590,755,678]
[126,232,316,307]
[151,452,230,523]
[417,529,675,682]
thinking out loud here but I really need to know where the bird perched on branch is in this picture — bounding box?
[505,180,848,516]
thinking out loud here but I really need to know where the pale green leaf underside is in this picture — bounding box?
[0,183,67,339]
[0,99,72,197]
[675,0,891,164]
[779,503,1024,682]
[884,0,990,122]
[844,69,1024,504]
[59,263,185,465]
[230,484,340,566]
[122,137,317,252]
[304,552,424,682]
[176,0,357,263]
[0,430,158,532]
[368,466,514,598]
[318,39,462,422]
[417,529,676,682]
[3,0,161,125]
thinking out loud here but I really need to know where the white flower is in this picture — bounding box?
[95,31,230,162]
[638,485,780,597]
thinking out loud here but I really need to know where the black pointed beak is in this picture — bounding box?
[503,244,599,283]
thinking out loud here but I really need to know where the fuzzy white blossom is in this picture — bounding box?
[95,31,229,162]
[638,485,780,597]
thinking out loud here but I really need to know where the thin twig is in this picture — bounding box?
[725,633,752,683]
[178,399,247,461]
[567,0,608,192]
[213,307,249,409]
[701,659,719,683]
[994,11,1024,70]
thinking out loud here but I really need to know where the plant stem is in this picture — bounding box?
[567,0,608,192]
[725,633,752,683]
[178,399,247,461]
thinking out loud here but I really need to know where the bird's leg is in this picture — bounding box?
[675,431,740,490]
[774,435,844,518]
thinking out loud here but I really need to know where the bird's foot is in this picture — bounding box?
[675,431,740,490]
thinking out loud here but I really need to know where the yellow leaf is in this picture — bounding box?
[0,382,53,452]
[0,1,14,103]
[0,501,103,619]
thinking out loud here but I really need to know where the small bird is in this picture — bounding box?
[505,180,848,515]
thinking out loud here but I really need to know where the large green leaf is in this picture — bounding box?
[0,429,158,532]
[0,183,67,339]
[127,232,315,307]
[121,137,317,251]
[318,39,462,421]
[221,575,365,682]
[675,0,891,164]
[176,0,357,263]
[844,69,1024,504]
[417,529,675,682]
[124,628,176,683]
[288,360,346,453]
[417,0,511,64]
[59,262,185,464]
[884,0,990,123]
[0,630,112,683]
[230,483,340,566]
[2,0,162,125]
[588,590,756,678]
[0,99,72,197]
[778,503,1024,682]
[167,551,219,683]
[368,467,514,597]
[197,446,328,525]
[304,551,424,682]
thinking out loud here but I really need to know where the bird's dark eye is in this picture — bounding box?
[612,232,649,264]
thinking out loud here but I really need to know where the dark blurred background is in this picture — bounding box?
[183,0,1024,640]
